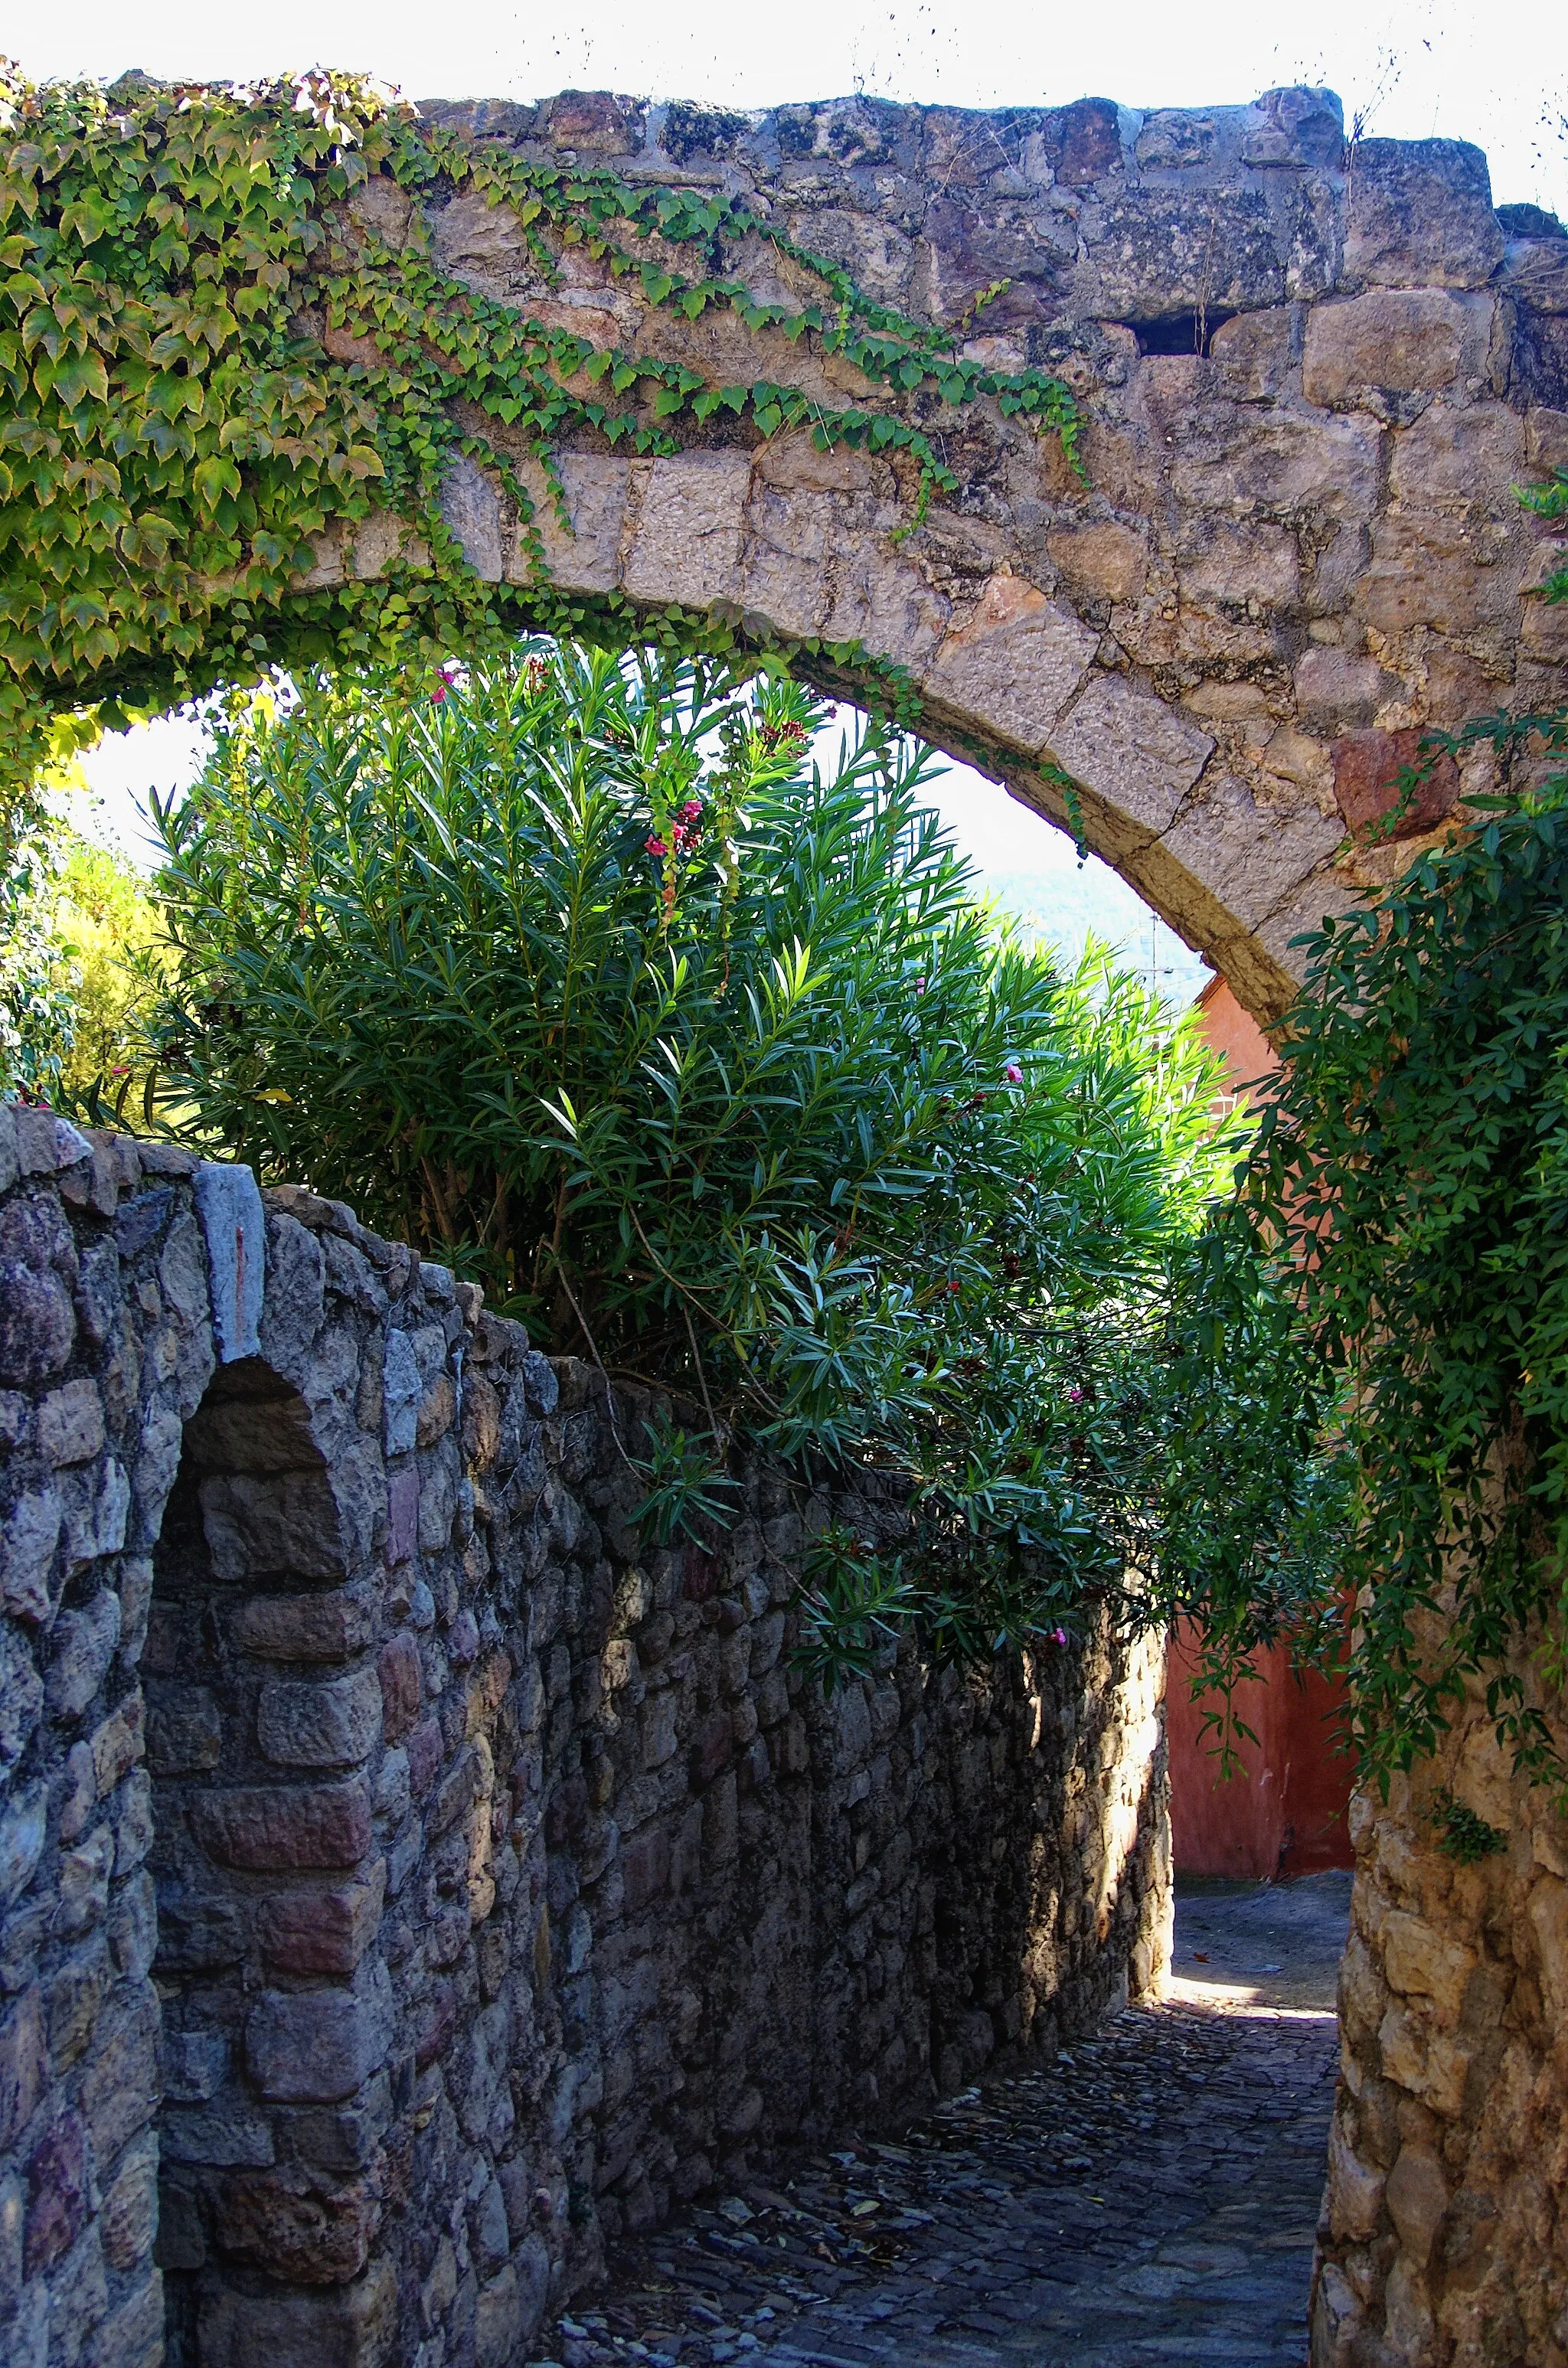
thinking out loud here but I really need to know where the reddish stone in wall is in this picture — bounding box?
[377,1632,422,1743]
[24,2112,87,2274]
[1332,727,1460,841]
[215,2169,380,2284]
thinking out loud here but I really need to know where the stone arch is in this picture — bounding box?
[145,1354,392,2367]
[311,86,1568,1021]
[21,81,1566,1022]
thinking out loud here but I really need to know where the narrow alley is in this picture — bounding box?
[535,1875,1350,2368]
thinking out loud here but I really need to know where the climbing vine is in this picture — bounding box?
[1230,707,1568,1794]
[0,64,1080,842]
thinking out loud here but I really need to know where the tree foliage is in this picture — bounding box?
[144,643,1345,1675]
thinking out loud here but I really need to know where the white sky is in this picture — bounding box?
[45,0,1559,1003]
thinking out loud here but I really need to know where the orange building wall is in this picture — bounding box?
[1167,975,1356,1880]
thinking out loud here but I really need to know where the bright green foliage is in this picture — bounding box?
[0,64,1078,841]
[1237,713,1568,1788]
[143,644,1338,1667]
[0,805,164,1109]
[0,823,76,1097]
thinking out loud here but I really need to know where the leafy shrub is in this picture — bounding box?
[1236,714,1568,1787]
[145,642,1346,1668]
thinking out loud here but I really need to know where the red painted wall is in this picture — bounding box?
[1166,975,1356,1880]
[1166,1624,1354,1878]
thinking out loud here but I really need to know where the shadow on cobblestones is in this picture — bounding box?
[537,1873,1350,2368]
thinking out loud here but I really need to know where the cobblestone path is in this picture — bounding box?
[534,1875,1350,2368]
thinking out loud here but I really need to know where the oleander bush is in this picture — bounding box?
[143,640,1349,1674]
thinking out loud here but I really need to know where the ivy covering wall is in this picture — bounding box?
[0,64,1079,841]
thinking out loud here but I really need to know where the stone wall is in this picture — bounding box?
[0,1108,1171,2368]
[1312,1639,1568,2368]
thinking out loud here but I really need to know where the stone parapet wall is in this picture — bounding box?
[0,1110,1170,2368]
[1312,1645,1568,2368]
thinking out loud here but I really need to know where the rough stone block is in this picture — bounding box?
[90,1693,145,1795]
[195,1780,373,1870]
[0,1987,44,2151]
[100,2134,158,2272]
[2,1487,63,1622]
[231,1588,374,1663]
[377,1631,423,1742]
[198,2252,398,2368]
[406,1716,443,1798]
[1342,137,1505,290]
[475,2262,523,2368]
[0,1264,75,1387]
[1294,645,1396,729]
[80,1979,160,2160]
[1332,727,1459,840]
[193,1161,266,1362]
[36,1379,106,1469]
[925,574,1098,755]
[60,1457,132,1575]
[24,2112,87,2274]
[145,1681,223,1774]
[260,1667,384,1769]
[199,1468,346,1582]
[1048,674,1214,838]
[0,1784,47,1905]
[386,1465,419,1567]
[82,2272,164,2368]
[1302,289,1478,402]
[46,1589,122,1719]
[622,451,750,609]
[259,1863,387,1974]
[246,1963,395,2102]
[162,2027,228,2102]
[214,2169,379,2283]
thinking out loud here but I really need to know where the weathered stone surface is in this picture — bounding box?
[258,1667,383,1769]
[194,1161,265,1362]
[258,1865,387,1974]
[925,574,1098,753]
[1050,674,1214,837]
[246,1965,396,2102]
[198,1467,347,1581]
[198,2253,398,2368]
[1302,288,1483,403]
[214,2167,380,2282]
[622,452,749,609]
[1341,137,1504,290]
[230,1587,374,1662]
[1332,727,1460,839]
[195,1781,373,1870]
[377,1631,422,1741]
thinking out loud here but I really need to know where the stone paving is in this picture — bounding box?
[531,1873,1351,2368]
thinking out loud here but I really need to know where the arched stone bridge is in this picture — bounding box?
[321,83,1568,1018]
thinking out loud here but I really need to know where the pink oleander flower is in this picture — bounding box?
[1067,1384,1083,1406]
[645,835,668,857]
[1004,1060,1023,1085]
[679,799,704,825]
[1052,1626,1068,1647]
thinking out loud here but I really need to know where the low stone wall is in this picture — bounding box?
[1312,1645,1568,2368]
[0,1112,1170,2368]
